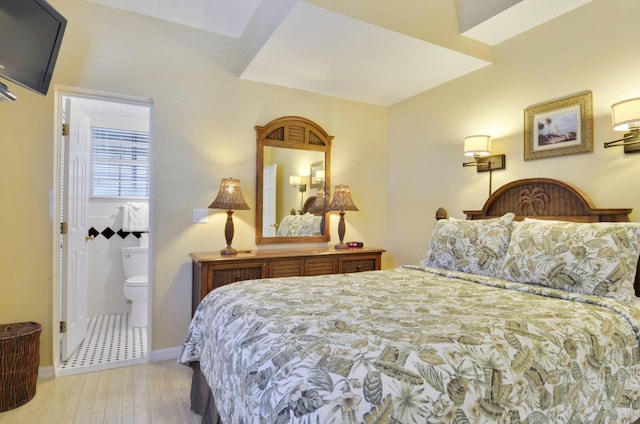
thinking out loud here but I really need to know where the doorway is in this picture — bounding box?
[53,88,152,376]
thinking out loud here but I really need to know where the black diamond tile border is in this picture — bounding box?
[88,226,147,240]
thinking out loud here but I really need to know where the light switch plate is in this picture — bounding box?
[193,208,208,223]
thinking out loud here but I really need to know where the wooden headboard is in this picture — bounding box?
[438,178,639,296]
[289,196,319,216]
[464,177,631,222]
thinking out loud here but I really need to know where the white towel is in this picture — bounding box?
[122,202,149,232]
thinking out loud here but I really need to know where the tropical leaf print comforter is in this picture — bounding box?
[276,214,322,237]
[179,266,640,423]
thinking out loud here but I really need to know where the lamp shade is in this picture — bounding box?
[463,135,491,157]
[308,187,326,213]
[612,98,640,131]
[327,185,359,212]
[208,178,250,211]
[289,175,301,186]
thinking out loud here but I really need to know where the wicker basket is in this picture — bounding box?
[0,322,41,412]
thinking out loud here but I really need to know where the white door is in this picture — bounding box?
[61,98,91,360]
[263,164,277,237]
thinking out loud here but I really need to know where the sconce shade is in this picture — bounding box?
[462,135,505,196]
[289,175,301,186]
[612,98,640,131]
[327,185,359,212]
[208,178,250,211]
[463,135,491,157]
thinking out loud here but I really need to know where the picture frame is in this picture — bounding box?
[524,90,593,160]
[309,160,325,188]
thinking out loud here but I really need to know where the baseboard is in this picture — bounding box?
[38,365,55,381]
[38,347,182,380]
[150,346,182,363]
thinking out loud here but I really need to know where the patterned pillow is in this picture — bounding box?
[421,213,515,276]
[498,220,640,304]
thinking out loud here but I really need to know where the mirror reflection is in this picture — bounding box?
[255,116,332,245]
[263,147,325,237]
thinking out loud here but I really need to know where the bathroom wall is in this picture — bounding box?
[87,200,148,316]
[77,97,151,317]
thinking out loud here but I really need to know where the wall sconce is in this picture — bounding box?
[289,175,307,192]
[327,184,359,249]
[604,98,640,153]
[462,135,506,195]
[208,177,250,255]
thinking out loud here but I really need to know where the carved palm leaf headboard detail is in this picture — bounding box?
[518,188,550,216]
[464,178,631,223]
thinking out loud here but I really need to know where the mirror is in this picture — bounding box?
[256,116,332,244]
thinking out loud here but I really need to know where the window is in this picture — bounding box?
[91,127,149,198]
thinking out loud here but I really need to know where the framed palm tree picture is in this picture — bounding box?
[524,90,593,160]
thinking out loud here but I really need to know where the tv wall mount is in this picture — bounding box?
[0,82,17,102]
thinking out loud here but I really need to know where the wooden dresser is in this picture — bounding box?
[190,247,385,314]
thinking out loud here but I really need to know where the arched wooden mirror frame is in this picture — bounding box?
[255,116,332,244]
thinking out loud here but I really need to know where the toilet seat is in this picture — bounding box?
[125,275,148,286]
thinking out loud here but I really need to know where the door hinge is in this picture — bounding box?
[62,123,70,136]
[60,321,67,333]
[60,222,68,234]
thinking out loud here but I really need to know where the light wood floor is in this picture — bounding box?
[0,360,201,424]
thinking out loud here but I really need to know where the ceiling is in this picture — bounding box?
[85,0,593,106]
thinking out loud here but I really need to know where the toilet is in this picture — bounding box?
[121,246,149,327]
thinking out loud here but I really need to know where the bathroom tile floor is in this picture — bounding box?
[60,313,148,374]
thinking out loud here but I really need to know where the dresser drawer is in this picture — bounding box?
[192,260,266,314]
[269,259,304,278]
[339,255,380,274]
[305,257,337,275]
[271,257,337,277]
[209,262,265,289]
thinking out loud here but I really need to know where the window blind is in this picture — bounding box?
[91,127,149,198]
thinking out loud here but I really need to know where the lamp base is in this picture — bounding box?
[334,242,348,249]
[220,246,238,255]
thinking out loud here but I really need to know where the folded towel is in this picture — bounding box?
[122,202,149,232]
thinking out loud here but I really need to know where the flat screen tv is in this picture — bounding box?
[0,0,67,96]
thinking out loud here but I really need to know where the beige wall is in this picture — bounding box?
[0,0,387,366]
[386,0,640,267]
[3,0,638,369]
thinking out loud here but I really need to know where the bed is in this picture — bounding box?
[180,178,640,423]
[276,196,323,237]
[276,213,322,237]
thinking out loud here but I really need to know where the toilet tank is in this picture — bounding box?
[121,246,148,278]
